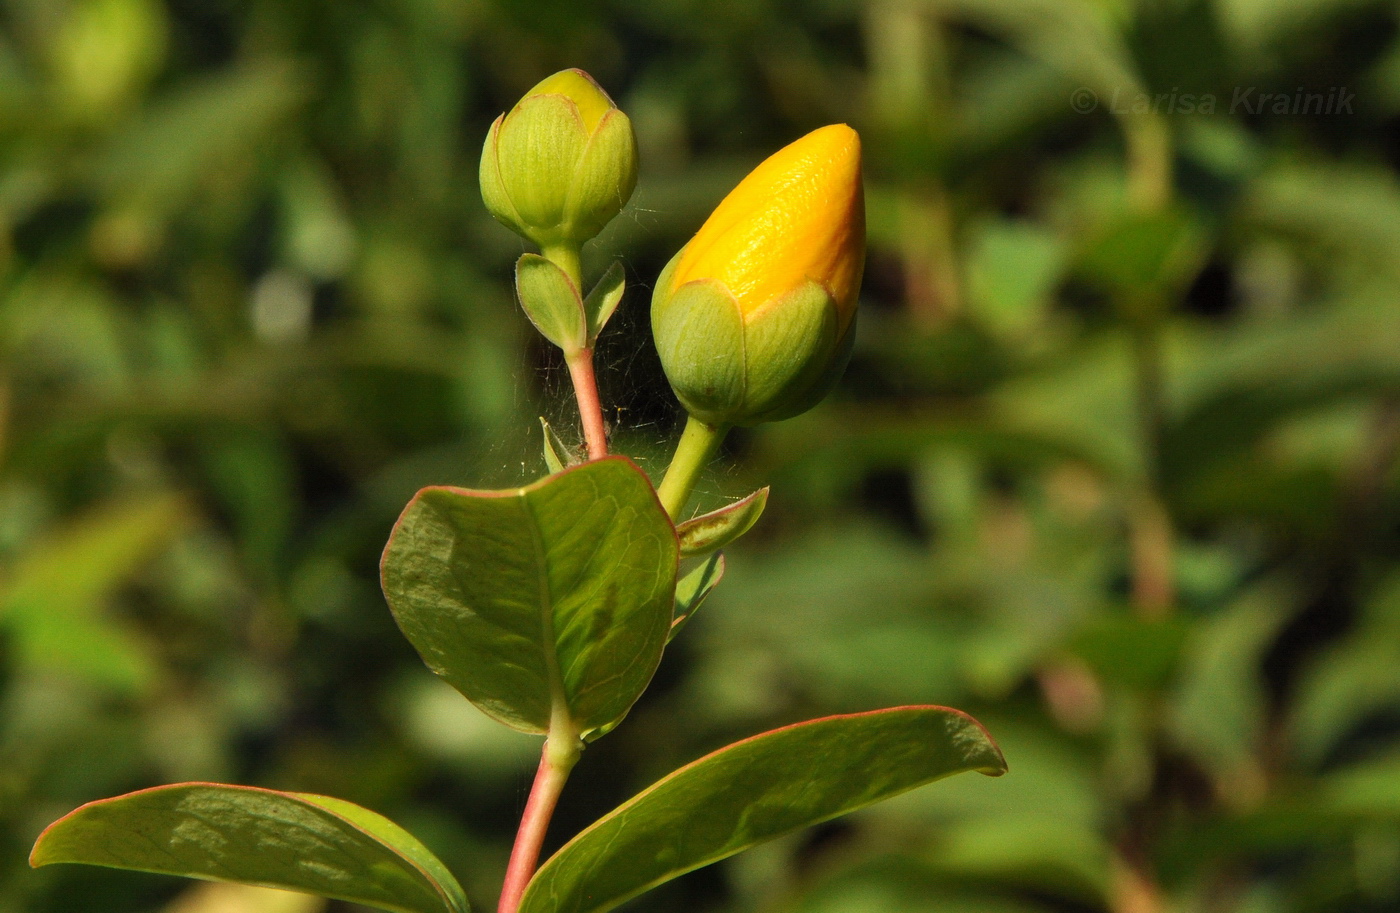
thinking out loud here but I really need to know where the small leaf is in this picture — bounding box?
[519,706,1005,913]
[0,493,189,694]
[583,260,626,342]
[1076,208,1206,310]
[381,457,679,738]
[516,254,586,351]
[1070,614,1189,691]
[539,417,573,474]
[668,552,724,643]
[96,65,305,211]
[676,488,768,558]
[30,783,468,913]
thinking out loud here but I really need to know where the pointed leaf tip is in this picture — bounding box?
[584,260,626,342]
[519,705,1004,913]
[676,487,769,558]
[539,417,574,474]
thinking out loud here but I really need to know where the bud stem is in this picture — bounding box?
[543,243,609,461]
[565,349,609,460]
[657,416,729,519]
[541,244,583,289]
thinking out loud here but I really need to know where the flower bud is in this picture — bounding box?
[479,69,638,249]
[651,124,865,427]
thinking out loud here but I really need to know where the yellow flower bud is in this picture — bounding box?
[480,69,638,249]
[651,125,865,427]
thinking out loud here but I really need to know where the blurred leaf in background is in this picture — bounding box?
[4,0,1400,912]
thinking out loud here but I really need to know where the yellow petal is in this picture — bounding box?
[672,124,864,326]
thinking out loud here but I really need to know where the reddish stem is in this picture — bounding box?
[497,739,575,913]
[566,348,608,461]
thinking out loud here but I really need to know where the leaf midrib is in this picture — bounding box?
[522,494,572,729]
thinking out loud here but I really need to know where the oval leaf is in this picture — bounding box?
[668,551,724,643]
[380,457,679,738]
[519,705,1006,913]
[516,253,586,351]
[30,783,468,913]
[675,488,768,558]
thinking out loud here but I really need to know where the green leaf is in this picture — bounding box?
[668,551,724,643]
[676,487,768,558]
[1070,614,1189,691]
[539,417,573,474]
[380,457,679,738]
[938,0,1146,104]
[519,706,1006,913]
[1076,208,1207,307]
[1290,575,1400,764]
[96,65,305,212]
[1169,587,1285,777]
[30,783,468,913]
[515,253,585,351]
[0,493,189,694]
[964,218,1066,338]
[583,259,626,341]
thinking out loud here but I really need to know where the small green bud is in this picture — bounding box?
[479,69,638,249]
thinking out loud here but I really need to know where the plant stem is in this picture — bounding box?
[539,243,609,460]
[497,725,580,913]
[1130,316,1174,620]
[656,416,728,520]
[565,349,609,460]
[540,244,583,291]
[1111,102,1175,913]
[1122,111,1172,213]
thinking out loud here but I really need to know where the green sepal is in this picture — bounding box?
[518,706,1006,913]
[668,551,724,643]
[584,259,626,342]
[516,254,586,352]
[564,109,638,243]
[753,305,857,425]
[493,94,590,243]
[380,457,679,738]
[738,280,841,425]
[651,255,747,425]
[676,488,768,558]
[479,115,525,238]
[30,783,468,913]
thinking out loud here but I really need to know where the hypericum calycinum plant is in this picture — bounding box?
[30,70,1005,913]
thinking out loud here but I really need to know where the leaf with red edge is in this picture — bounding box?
[519,705,1006,913]
[380,457,679,740]
[30,783,468,913]
[675,488,768,558]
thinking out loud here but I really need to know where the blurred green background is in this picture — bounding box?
[4,0,1400,911]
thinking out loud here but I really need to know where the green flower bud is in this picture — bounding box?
[479,69,638,249]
